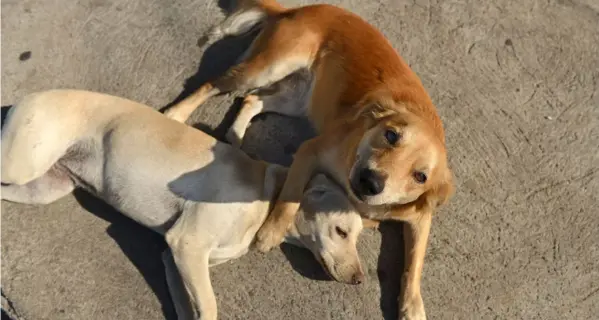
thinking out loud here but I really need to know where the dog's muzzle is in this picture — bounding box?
[350,168,386,200]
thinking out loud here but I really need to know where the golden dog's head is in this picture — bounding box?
[348,92,454,211]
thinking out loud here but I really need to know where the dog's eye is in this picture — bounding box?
[335,226,348,239]
[384,129,400,145]
[413,171,427,184]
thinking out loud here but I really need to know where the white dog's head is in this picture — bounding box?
[287,174,365,285]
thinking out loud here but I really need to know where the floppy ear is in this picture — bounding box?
[389,168,454,221]
[425,168,455,209]
[352,91,399,122]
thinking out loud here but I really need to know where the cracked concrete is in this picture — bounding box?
[2,0,599,319]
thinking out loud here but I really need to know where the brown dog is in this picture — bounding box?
[164,1,454,319]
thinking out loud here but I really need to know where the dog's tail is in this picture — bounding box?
[237,0,286,16]
[202,0,287,45]
[1,91,83,185]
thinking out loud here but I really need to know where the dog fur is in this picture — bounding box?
[1,89,365,320]
[163,1,455,319]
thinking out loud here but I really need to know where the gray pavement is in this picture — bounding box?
[1,0,598,319]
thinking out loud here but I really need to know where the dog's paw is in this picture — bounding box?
[225,129,242,148]
[399,295,426,320]
[163,108,188,123]
[254,223,286,253]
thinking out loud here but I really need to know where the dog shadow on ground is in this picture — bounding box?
[280,244,332,281]
[159,24,261,142]
[1,105,12,127]
[377,221,406,320]
[72,189,177,320]
[282,222,405,320]
[2,105,177,319]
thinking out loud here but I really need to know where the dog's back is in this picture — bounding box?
[1,89,278,233]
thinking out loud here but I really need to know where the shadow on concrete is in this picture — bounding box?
[377,221,406,320]
[159,0,266,142]
[1,310,11,320]
[282,221,406,320]
[280,243,333,282]
[1,105,13,129]
[72,189,177,320]
[159,25,261,142]
[216,0,237,15]
[191,96,246,142]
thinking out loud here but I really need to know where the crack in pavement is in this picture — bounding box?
[2,290,21,320]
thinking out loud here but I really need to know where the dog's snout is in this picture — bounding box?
[351,271,365,285]
[358,168,385,196]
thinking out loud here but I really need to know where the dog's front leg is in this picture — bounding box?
[362,218,380,230]
[166,217,218,320]
[254,137,322,252]
[395,210,432,320]
[169,243,216,320]
[164,83,221,123]
[163,250,197,320]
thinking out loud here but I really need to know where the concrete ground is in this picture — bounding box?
[2,0,598,319]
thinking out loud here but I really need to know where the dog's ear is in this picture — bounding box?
[390,168,454,221]
[352,90,399,122]
[361,102,398,120]
[424,168,455,209]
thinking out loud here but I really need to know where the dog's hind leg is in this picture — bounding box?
[162,250,197,320]
[164,22,317,123]
[2,93,82,186]
[226,69,314,146]
[1,166,74,205]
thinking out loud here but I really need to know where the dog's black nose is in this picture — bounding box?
[358,168,385,196]
[351,272,364,285]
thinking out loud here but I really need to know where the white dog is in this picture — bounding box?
[1,89,364,320]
